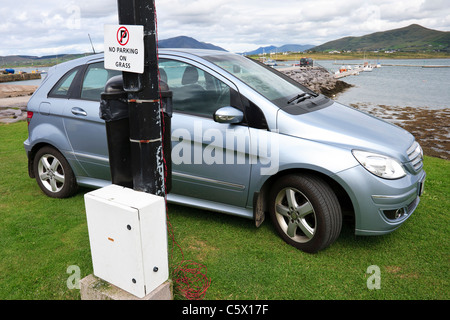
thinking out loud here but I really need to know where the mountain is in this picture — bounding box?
[279,44,315,52]
[0,54,91,67]
[158,36,227,51]
[244,44,315,55]
[312,24,450,52]
[0,36,226,67]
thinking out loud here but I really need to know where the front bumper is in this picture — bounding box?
[334,165,426,236]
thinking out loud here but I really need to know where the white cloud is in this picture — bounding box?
[0,0,449,56]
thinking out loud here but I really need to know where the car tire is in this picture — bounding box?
[33,146,78,198]
[269,174,342,253]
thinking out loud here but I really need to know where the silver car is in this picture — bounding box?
[24,49,426,253]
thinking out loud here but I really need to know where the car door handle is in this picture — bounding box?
[71,107,87,116]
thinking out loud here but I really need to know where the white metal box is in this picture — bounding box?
[84,184,169,298]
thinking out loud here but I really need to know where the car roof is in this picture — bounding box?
[44,48,233,88]
[68,48,231,66]
[44,49,233,89]
[160,48,230,57]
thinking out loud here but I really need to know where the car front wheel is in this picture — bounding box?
[33,146,78,198]
[269,174,342,253]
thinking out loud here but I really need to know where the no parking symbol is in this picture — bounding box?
[117,26,129,46]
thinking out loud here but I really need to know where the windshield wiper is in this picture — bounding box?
[288,93,314,104]
[287,93,307,104]
[287,92,319,105]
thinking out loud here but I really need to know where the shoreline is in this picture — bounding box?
[258,52,450,62]
[0,73,41,83]
[0,84,38,99]
[1,82,448,161]
[346,103,450,160]
[279,66,353,96]
[0,85,38,123]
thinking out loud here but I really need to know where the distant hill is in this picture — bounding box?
[0,54,92,68]
[244,44,315,55]
[0,36,226,67]
[158,36,226,51]
[312,24,450,52]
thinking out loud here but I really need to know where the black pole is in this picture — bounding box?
[116,0,165,196]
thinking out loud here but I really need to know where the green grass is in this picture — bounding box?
[251,51,450,62]
[0,121,448,300]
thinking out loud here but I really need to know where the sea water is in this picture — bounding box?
[5,59,450,110]
[316,59,450,110]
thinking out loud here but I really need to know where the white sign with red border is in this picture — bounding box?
[104,24,144,74]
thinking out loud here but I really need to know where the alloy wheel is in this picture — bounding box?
[274,187,316,243]
[37,154,66,193]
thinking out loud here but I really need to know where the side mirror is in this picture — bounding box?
[214,106,244,124]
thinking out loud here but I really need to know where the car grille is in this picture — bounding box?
[407,141,424,172]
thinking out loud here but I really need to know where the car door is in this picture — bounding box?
[63,61,121,181]
[44,64,82,149]
[160,58,251,207]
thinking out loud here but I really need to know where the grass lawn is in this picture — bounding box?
[0,121,448,300]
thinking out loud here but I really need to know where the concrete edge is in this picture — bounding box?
[80,274,173,300]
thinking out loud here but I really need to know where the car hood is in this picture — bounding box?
[276,101,415,162]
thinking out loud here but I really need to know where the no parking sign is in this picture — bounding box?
[104,24,145,74]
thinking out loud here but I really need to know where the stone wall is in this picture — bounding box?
[0,73,41,83]
[279,66,353,97]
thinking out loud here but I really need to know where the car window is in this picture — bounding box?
[204,54,315,108]
[48,67,80,98]
[159,59,231,117]
[80,62,121,101]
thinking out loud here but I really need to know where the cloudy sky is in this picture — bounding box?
[1,0,449,57]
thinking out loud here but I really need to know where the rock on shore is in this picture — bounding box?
[350,103,450,160]
[279,66,353,97]
[278,67,449,160]
[0,73,41,83]
[0,85,37,123]
[0,84,38,99]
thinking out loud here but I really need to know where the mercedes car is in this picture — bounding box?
[24,49,426,253]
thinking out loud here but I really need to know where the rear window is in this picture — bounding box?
[48,67,80,98]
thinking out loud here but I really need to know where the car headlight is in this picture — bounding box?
[352,150,406,180]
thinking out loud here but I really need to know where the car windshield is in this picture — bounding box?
[204,54,309,108]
